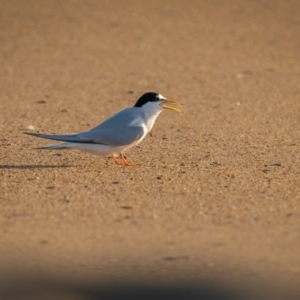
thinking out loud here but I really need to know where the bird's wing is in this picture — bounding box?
[89,108,139,132]
[24,126,145,146]
[80,126,145,146]
[25,107,145,146]
[24,132,84,142]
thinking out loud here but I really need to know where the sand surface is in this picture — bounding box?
[0,0,300,298]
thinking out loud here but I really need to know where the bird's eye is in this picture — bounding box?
[155,97,160,101]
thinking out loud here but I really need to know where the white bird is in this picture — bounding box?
[25,92,182,166]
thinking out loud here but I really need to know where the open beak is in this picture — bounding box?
[161,98,182,113]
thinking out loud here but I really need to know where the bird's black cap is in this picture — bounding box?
[134,92,160,107]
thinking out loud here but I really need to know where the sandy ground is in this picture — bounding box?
[0,0,300,299]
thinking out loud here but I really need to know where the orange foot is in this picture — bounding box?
[111,154,122,165]
[119,153,137,166]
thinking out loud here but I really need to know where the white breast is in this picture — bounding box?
[124,102,164,150]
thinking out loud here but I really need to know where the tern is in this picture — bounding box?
[25,92,182,166]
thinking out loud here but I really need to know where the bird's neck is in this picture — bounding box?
[141,105,163,132]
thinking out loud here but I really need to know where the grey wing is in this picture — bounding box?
[25,126,145,146]
[24,132,85,142]
[89,108,140,132]
[24,107,144,145]
[81,126,145,146]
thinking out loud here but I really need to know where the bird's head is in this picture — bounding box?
[134,92,182,113]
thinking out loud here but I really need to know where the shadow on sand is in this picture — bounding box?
[0,165,73,170]
[0,278,241,300]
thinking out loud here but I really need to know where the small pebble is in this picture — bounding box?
[26,125,35,131]
[120,206,133,209]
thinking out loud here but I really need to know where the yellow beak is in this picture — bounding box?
[161,98,182,113]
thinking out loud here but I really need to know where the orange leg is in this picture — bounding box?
[119,153,137,166]
[111,154,122,165]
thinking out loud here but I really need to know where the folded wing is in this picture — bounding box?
[25,126,144,147]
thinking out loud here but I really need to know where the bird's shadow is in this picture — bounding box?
[0,276,242,300]
[0,165,73,170]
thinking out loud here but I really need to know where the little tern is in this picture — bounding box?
[25,92,182,166]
